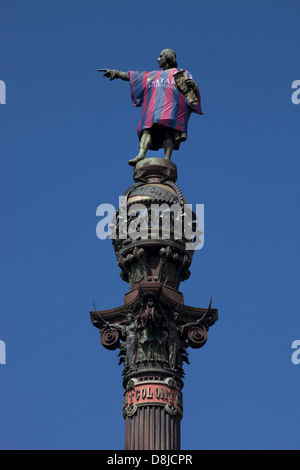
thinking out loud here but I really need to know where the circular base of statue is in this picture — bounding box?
[133,157,178,184]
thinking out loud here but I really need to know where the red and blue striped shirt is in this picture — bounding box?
[128,68,203,137]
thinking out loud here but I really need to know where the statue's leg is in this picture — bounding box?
[169,344,177,370]
[127,337,138,369]
[163,129,175,161]
[128,130,152,166]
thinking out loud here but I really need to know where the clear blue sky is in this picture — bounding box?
[0,0,299,450]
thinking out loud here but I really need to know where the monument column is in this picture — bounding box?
[90,159,218,450]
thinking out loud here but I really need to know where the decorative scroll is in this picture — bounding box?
[187,325,207,349]
[100,327,120,351]
[141,300,161,328]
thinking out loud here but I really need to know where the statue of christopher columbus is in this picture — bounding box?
[98,49,203,166]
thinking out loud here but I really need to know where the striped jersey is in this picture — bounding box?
[128,68,203,137]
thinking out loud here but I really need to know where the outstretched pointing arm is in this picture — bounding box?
[98,69,129,81]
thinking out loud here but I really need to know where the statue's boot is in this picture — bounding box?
[129,132,152,166]
[128,153,146,166]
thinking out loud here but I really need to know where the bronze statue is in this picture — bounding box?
[165,311,182,371]
[101,312,139,370]
[165,299,212,370]
[123,313,139,370]
[98,49,203,166]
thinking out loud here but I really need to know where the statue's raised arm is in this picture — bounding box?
[97,49,203,167]
[98,68,129,81]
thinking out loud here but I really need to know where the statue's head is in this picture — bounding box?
[173,311,180,322]
[157,49,178,70]
[127,312,135,323]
